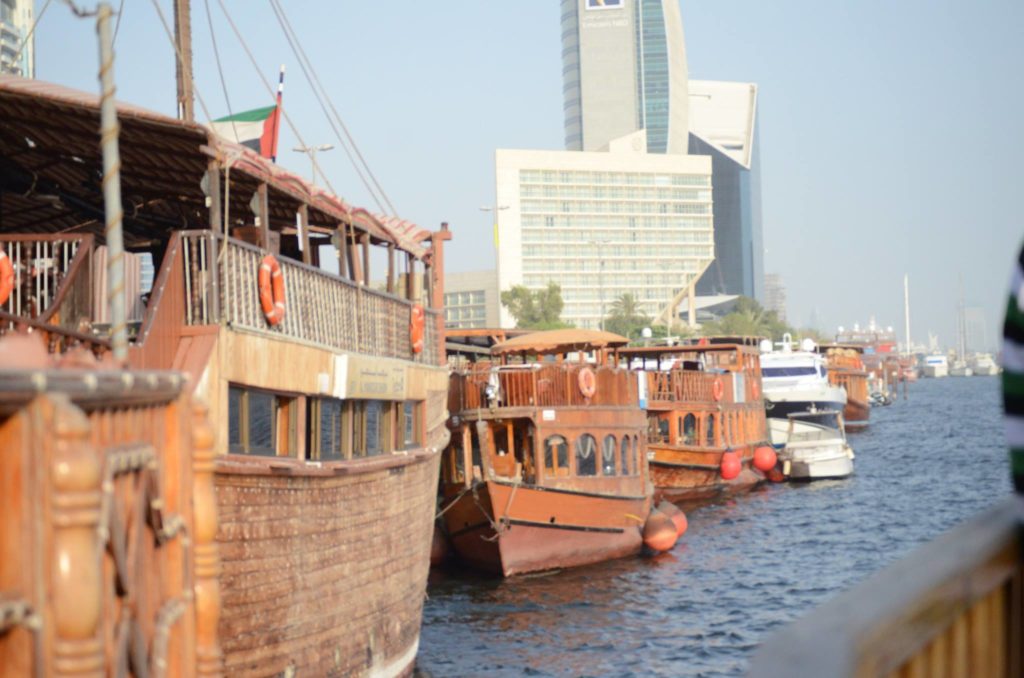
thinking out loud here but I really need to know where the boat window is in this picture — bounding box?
[311,397,346,461]
[620,436,631,475]
[602,435,616,475]
[544,435,569,476]
[682,413,696,445]
[399,401,421,449]
[706,414,716,447]
[657,418,669,443]
[575,434,597,476]
[819,365,828,378]
[228,385,295,457]
[762,366,818,377]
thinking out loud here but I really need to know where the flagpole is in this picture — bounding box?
[270,64,285,162]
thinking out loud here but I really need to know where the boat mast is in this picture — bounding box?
[903,273,911,354]
[173,0,194,122]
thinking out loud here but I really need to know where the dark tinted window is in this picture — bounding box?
[576,434,597,476]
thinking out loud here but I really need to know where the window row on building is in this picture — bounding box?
[519,169,710,187]
[521,228,712,245]
[522,214,711,230]
[520,183,711,202]
[522,244,712,259]
[445,305,486,323]
[228,385,420,461]
[520,199,711,216]
[444,290,486,307]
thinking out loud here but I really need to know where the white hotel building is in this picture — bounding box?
[495,131,713,329]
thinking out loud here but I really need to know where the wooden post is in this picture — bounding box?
[361,233,370,286]
[348,227,362,284]
[428,222,453,364]
[257,183,270,251]
[298,205,311,265]
[191,401,223,675]
[207,160,221,234]
[173,0,195,122]
[48,394,104,675]
[387,244,395,294]
[406,254,415,300]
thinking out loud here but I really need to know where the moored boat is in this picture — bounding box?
[821,345,871,428]
[922,353,949,378]
[439,329,656,576]
[778,410,854,481]
[619,342,775,504]
[970,352,1000,376]
[0,71,449,675]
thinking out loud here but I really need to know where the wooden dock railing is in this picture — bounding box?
[181,231,440,365]
[450,363,638,411]
[749,498,1024,677]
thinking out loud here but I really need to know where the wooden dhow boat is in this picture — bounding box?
[821,345,871,428]
[620,343,776,504]
[439,329,663,576]
[0,72,450,676]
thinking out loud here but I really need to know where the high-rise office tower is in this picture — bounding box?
[1,0,33,78]
[561,0,689,155]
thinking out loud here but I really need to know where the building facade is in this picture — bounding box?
[495,134,713,330]
[763,273,787,323]
[688,80,763,300]
[1,0,33,78]
[443,270,500,330]
[561,0,689,155]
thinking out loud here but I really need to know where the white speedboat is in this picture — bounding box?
[970,353,1000,376]
[760,335,847,448]
[949,359,973,377]
[779,410,854,481]
[922,354,948,378]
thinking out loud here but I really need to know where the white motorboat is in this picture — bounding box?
[922,354,948,378]
[970,353,1000,376]
[760,335,847,448]
[949,359,973,377]
[779,410,855,481]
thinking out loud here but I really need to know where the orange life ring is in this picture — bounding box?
[258,254,286,326]
[578,366,597,399]
[410,304,425,354]
[0,247,12,306]
[712,376,725,401]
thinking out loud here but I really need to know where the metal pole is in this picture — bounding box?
[97,3,127,362]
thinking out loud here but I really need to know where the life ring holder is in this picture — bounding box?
[258,254,286,326]
[578,366,597,399]
[0,247,13,306]
[711,375,725,401]
[410,304,425,354]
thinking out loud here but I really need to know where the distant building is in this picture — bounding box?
[561,0,689,154]
[688,80,764,300]
[763,273,787,323]
[444,270,500,330]
[495,133,713,330]
[1,0,33,78]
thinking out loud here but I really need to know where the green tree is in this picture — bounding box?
[603,293,652,339]
[699,296,796,341]
[500,282,573,330]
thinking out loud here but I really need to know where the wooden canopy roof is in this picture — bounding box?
[491,329,630,356]
[0,75,430,258]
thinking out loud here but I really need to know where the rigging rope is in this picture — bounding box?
[112,0,125,43]
[201,0,239,143]
[213,0,338,198]
[12,0,54,70]
[267,0,399,216]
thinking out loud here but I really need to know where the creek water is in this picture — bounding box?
[416,376,1008,677]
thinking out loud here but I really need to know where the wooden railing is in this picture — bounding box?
[130,232,187,370]
[179,231,441,365]
[749,498,1024,677]
[0,368,223,676]
[0,234,93,332]
[450,363,638,412]
[0,310,111,358]
[831,371,869,403]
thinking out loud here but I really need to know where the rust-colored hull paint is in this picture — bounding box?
[844,398,870,426]
[214,448,441,678]
[443,481,648,576]
[649,444,761,505]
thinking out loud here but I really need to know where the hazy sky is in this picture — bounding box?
[36,1,1022,351]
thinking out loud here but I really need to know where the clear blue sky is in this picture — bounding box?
[36,1,1023,350]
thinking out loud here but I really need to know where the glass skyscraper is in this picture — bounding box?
[561,0,689,155]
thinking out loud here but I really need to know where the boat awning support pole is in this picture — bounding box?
[97,2,127,362]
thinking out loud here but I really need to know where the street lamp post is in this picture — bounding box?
[293,143,334,186]
[589,239,610,331]
[479,205,509,250]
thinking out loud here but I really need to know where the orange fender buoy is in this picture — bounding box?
[642,508,678,553]
[578,366,597,399]
[712,375,725,401]
[257,254,286,326]
[0,247,13,306]
[752,445,777,473]
[720,451,741,481]
[657,500,688,538]
[410,304,425,354]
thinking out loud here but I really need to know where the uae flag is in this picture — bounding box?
[210,104,282,159]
